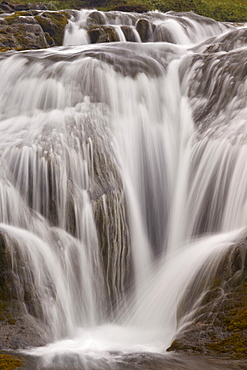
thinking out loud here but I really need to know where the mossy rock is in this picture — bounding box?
[0,12,53,51]
[0,47,11,52]
[167,242,247,358]
[88,26,103,43]
[4,11,34,24]
[35,11,69,45]
[205,280,247,358]
[0,353,23,370]
[0,234,18,302]
[88,25,119,43]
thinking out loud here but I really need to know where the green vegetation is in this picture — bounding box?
[0,354,23,370]
[5,0,247,22]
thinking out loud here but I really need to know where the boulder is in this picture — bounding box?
[88,26,103,43]
[88,25,118,43]
[121,25,137,42]
[0,22,48,51]
[135,18,152,42]
[34,11,69,46]
[86,10,106,28]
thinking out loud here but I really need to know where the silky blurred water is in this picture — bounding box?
[0,9,246,369]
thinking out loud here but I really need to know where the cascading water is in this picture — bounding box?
[0,8,247,369]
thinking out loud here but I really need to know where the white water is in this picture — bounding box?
[0,9,246,368]
[63,9,230,45]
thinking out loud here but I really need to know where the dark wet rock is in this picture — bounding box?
[0,232,46,349]
[167,241,247,359]
[78,107,131,310]
[121,25,137,42]
[88,25,118,43]
[92,190,131,312]
[0,0,13,12]
[96,26,118,43]
[0,233,18,302]
[88,26,102,43]
[87,10,106,28]
[135,18,152,42]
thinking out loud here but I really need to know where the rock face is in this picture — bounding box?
[0,233,45,349]
[167,241,247,359]
[0,7,69,51]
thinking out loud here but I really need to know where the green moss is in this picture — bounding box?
[206,281,247,358]
[68,0,247,22]
[7,319,16,325]
[0,46,11,52]
[4,11,29,24]
[0,354,23,370]
[207,333,247,357]
[35,11,69,45]
[228,309,247,331]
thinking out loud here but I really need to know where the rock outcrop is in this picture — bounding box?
[0,233,45,349]
[167,241,247,359]
[88,25,118,43]
[0,6,69,51]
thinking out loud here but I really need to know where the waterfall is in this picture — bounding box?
[0,9,246,367]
